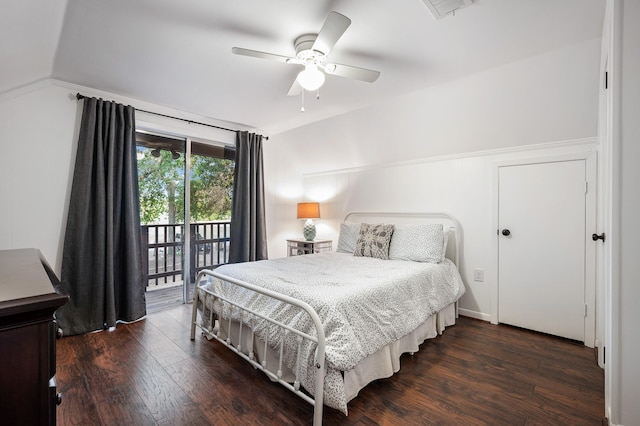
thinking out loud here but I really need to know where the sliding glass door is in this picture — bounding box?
[187,142,234,286]
[136,131,234,310]
[136,132,187,310]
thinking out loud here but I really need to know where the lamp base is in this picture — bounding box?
[303,219,316,241]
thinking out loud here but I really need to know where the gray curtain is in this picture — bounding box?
[229,131,268,263]
[57,97,146,336]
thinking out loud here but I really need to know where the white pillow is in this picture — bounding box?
[441,226,451,263]
[388,223,444,263]
[336,222,361,253]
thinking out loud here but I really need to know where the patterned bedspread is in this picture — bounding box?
[198,252,465,414]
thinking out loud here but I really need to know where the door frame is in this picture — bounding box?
[491,151,597,347]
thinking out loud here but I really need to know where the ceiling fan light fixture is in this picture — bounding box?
[297,64,325,91]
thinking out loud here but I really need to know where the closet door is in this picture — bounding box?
[498,160,586,341]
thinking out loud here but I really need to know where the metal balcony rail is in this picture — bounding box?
[141,221,231,288]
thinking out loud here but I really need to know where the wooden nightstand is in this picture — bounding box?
[287,239,332,256]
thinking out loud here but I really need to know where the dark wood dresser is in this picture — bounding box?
[0,248,69,425]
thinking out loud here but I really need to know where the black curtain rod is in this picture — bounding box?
[75,93,268,140]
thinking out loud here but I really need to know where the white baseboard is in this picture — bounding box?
[607,406,620,426]
[458,308,491,322]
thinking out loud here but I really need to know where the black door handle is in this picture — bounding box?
[502,229,511,236]
[592,233,605,242]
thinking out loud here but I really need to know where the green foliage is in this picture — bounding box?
[137,147,234,225]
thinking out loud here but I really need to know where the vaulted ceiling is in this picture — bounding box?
[1,0,605,135]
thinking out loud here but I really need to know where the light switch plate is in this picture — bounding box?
[473,268,484,282]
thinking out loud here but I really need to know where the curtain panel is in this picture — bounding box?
[229,131,268,263]
[56,97,146,336]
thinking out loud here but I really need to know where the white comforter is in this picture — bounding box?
[198,252,465,414]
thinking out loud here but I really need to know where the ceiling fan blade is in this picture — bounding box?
[312,11,351,56]
[325,63,380,83]
[287,79,302,96]
[231,47,293,64]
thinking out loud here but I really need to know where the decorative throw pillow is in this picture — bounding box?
[388,223,444,263]
[353,223,394,260]
[336,222,361,253]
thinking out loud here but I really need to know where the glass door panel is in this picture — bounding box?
[136,132,186,310]
[187,142,234,291]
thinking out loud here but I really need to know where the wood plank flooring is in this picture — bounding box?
[56,304,605,425]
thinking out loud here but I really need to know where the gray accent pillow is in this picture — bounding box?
[336,222,361,253]
[388,223,444,263]
[353,223,395,260]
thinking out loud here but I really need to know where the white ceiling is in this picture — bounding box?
[2,0,604,135]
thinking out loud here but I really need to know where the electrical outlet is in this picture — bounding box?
[473,268,484,282]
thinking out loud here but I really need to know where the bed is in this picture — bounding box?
[190,212,465,425]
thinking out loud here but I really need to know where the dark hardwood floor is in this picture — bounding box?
[56,304,605,425]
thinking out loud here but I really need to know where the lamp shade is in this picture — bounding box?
[297,202,320,219]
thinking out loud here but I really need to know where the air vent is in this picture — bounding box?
[422,0,473,20]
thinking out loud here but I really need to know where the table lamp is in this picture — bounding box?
[297,202,320,241]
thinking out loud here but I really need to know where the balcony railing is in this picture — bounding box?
[141,221,231,288]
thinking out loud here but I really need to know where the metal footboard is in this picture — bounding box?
[190,269,327,426]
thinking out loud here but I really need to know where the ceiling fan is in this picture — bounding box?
[232,11,380,97]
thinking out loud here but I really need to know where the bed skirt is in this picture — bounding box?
[212,302,457,407]
[343,302,456,401]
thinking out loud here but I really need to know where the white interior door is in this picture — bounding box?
[498,160,586,341]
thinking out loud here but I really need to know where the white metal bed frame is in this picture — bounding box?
[190,212,462,425]
[190,270,327,425]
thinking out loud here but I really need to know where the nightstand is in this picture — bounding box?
[287,239,332,256]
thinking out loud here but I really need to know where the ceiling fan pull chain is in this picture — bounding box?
[316,89,320,100]
[300,90,305,112]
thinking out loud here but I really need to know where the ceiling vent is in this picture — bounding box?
[422,0,473,20]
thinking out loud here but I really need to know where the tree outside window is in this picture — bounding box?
[137,143,234,225]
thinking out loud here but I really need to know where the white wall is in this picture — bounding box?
[0,82,78,272]
[271,141,597,320]
[0,79,246,274]
[264,38,601,320]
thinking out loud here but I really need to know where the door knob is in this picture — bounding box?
[501,229,511,236]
